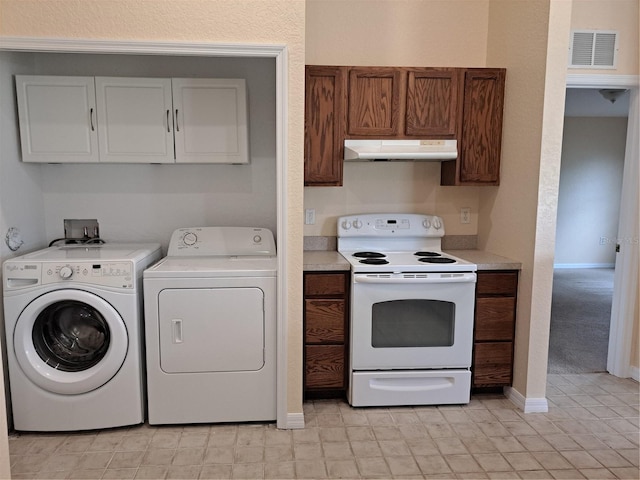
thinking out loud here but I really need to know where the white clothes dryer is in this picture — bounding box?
[3,243,161,431]
[143,227,277,425]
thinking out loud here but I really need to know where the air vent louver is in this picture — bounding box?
[569,30,618,69]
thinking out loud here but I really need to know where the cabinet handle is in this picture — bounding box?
[175,109,180,132]
[90,108,95,131]
[166,109,171,132]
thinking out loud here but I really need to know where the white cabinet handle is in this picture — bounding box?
[172,319,183,344]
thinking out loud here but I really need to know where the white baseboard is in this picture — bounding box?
[505,386,549,413]
[631,366,640,382]
[554,263,615,269]
[278,412,305,430]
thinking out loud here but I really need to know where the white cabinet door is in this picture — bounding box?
[95,77,174,163]
[15,75,99,163]
[172,78,249,164]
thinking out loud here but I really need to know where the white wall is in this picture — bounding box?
[555,116,627,267]
[19,52,278,252]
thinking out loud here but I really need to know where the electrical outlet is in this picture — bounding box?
[305,209,316,225]
[460,208,471,224]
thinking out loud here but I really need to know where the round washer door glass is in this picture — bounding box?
[14,289,128,395]
[32,300,111,372]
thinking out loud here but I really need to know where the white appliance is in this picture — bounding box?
[2,243,161,431]
[143,227,277,425]
[338,213,477,407]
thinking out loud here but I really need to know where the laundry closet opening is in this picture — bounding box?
[16,51,278,251]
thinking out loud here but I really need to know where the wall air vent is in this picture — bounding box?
[569,30,618,69]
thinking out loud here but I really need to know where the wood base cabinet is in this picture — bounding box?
[472,270,518,389]
[304,271,350,397]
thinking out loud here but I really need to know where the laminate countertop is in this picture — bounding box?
[303,250,521,271]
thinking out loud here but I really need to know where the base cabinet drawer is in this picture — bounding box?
[473,342,513,387]
[305,346,345,389]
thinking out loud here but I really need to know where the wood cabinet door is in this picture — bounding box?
[459,69,505,184]
[304,66,345,186]
[172,78,249,164]
[347,68,401,136]
[15,75,99,163]
[405,68,461,137]
[95,77,174,164]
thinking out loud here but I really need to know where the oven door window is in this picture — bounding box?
[371,300,455,348]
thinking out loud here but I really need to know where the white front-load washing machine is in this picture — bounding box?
[2,243,161,431]
[143,227,277,425]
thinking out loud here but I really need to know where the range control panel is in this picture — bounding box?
[338,214,445,238]
[4,261,134,290]
[167,227,276,257]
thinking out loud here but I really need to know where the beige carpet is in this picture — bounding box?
[547,267,614,374]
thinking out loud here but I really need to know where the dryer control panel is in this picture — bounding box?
[167,227,276,257]
[4,261,135,290]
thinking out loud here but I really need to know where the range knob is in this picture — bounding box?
[422,219,431,229]
[59,266,73,279]
[433,217,443,230]
[183,232,198,246]
[341,220,352,230]
[353,219,363,229]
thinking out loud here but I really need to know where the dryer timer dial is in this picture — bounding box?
[182,232,198,246]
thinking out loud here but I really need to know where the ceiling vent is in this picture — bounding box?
[569,30,618,69]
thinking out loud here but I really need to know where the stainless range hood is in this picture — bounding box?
[344,139,457,162]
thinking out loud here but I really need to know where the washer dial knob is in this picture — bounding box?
[183,232,198,246]
[341,220,352,230]
[59,266,73,279]
[253,235,262,243]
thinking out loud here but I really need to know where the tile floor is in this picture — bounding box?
[8,373,639,479]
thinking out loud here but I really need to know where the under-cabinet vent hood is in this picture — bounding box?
[344,139,457,161]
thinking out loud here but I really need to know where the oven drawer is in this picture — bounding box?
[350,370,471,406]
[305,299,345,343]
[305,345,345,389]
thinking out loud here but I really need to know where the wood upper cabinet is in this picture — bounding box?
[304,65,505,186]
[347,67,460,138]
[347,68,401,136]
[405,68,461,137]
[441,68,506,185]
[304,66,346,186]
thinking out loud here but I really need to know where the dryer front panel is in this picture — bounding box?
[13,289,129,395]
[158,287,265,373]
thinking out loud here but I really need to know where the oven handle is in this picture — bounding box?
[353,272,476,284]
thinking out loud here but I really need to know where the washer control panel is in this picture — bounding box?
[4,261,134,289]
[168,227,276,257]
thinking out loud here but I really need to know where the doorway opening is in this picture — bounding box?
[549,87,630,375]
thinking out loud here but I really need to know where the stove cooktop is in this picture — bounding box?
[341,250,477,273]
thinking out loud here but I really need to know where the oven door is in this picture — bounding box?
[350,272,476,370]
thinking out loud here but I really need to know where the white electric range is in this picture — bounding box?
[338,213,477,407]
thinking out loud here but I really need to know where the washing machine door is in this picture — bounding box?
[13,289,128,395]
